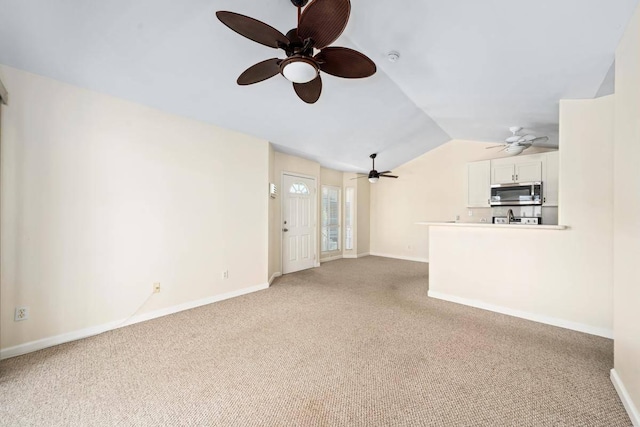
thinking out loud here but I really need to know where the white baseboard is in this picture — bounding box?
[611,369,640,426]
[342,252,369,259]
[427,290,613,339]
[321,253,368,262]
[0,283,269,360]
[269,272,282,285]
[369,252,428,263]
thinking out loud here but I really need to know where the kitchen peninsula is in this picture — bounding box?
[418,221,613,336]
[421,96,615,340]
[417,221,566,230]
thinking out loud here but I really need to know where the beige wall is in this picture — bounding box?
[0,65,270,351]
[320,167,343,187]
[613,2,640,420]
[428,96,615,336]
[370,140,553,261]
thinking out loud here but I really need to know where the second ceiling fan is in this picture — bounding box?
[216,0,376,104]
[486,127,549,156]
[352,154,398,183]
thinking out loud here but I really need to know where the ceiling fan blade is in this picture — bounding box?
[315,47,376,78]
[298,0,351,49]
[293,75,322,104]
[216,11,289,49]
[350,175,369,180]
[237,58,282,85]
[531,136,549,143]
[377,170,392,175]
[522,134,537,141]
[485,145,506,149]
[380,174,398,179]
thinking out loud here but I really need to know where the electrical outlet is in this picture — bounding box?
[468,210,473,216]
[153,282,161,293]
[15,307,29,321]
[222,270,229,279]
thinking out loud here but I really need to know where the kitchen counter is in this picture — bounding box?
[416,221,567,230]
[423,221,611,338]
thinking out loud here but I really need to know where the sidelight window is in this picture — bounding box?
[344,187,354,250]
[321,186,341,252]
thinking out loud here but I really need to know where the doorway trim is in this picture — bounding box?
[0,78,7,105]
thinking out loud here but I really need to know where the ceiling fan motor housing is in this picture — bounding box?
[283,29,314,57]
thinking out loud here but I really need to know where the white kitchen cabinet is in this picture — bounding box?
[468,152,558,208]
[491,163,515,184]
[467,160,491,207]
[515,161,542,182]
[542,151,559,206]
[490,156,542,184]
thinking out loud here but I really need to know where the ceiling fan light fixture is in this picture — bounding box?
[505,145,526,156]
[281,57,318,83]
[368,177,379,183]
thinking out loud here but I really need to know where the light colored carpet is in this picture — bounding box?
[0,257,630,426]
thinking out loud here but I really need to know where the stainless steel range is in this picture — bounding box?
[493,216,541,225]
[492,206,543,225]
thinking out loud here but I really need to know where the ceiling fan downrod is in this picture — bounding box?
[290,0,310,7]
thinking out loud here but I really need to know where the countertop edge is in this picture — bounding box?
[416,222,568,230]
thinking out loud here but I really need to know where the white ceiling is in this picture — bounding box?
[0,0,637,172]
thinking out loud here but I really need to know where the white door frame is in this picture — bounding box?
[281,172,318,274]
[0,78,8,105]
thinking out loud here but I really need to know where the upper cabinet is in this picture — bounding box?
[515,161,543,182]
[467,152,559,208]
[467,160,491,207]
[490,155,543,184]
[492,163,516,184]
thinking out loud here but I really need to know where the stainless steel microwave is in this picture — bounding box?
[490,182,543,206]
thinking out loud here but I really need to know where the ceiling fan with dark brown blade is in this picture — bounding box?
[216,0,376,104]
[352,153,399,183]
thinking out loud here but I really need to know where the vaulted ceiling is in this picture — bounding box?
[0,0,637,172]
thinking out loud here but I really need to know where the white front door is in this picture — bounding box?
[282,174,316,274]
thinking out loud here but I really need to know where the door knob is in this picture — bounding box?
[283,228,289,232]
